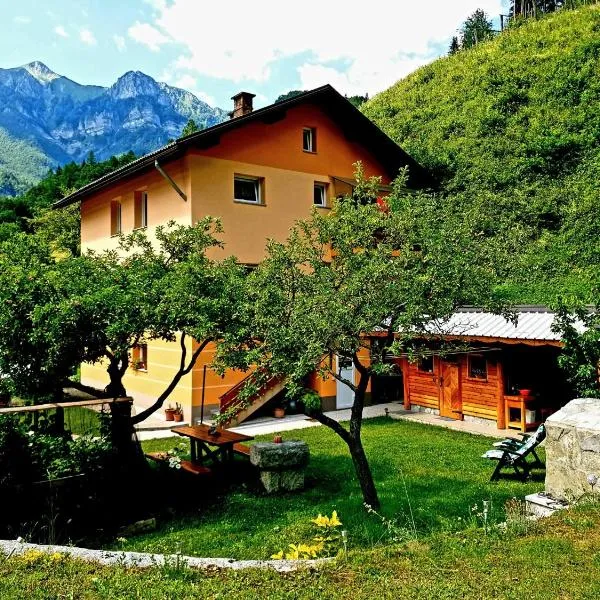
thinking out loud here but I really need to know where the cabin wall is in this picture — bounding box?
[404,358,439,411]
[458,355,499,422]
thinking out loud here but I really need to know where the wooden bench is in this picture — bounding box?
[145,452,212,476]
[232,443,251,457]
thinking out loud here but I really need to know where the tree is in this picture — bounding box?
[460,9,495,49]
[275,90,307,103]
[216,165,508,508]
[181,119,202,138]
[449,36,461,55]
[553,301,600,398]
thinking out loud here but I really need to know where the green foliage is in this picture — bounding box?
[0,413,113,485]
[459,9,496,49]
[0,151,136,247]
[363,4,600,303]
[180,118,203,137]
[275,90,307,103]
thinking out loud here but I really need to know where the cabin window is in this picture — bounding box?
[468,354,488,380]
[131,344,148,371]
[134,191,148,229]
[314,182,327,207]
[234,175,262,204]
[303,127,316,152]
[418,356,434,373]
[110,200,122,236]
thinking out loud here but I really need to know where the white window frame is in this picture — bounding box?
[111,200,122,236]
[140,191,148,228]
[314,182,327,207]
[234,175,262,205]
[303,127,316,152]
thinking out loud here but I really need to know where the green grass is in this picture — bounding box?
[64,406,102,436]
[120,418,543,560]
[2,503,600,599]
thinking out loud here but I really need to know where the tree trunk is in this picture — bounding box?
[347,430,380,509]
[105,351,128,397]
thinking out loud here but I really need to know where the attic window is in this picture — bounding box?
[303,128,316,152]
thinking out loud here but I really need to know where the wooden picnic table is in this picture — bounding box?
[172,424,254,466]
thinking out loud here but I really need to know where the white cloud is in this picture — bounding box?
[129,0,503,95]
[174,74,197,89]
[196,91,216,106]
[128,21,169,52]
[113,34,127,52]
[79,28,97,46]
[54,25,68,38]
[13,15,31,24]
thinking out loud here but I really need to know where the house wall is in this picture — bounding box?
[77,102,394,419]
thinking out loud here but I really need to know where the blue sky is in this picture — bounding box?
[3,0,509,109]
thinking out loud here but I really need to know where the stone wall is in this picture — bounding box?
[545,398,600,501]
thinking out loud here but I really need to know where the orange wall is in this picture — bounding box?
[196,102,392,182]
[80,156,191,253]
[77,102,393,411]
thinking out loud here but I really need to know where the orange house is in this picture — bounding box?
[55,85,422,424]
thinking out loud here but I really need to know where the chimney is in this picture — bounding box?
[230,91,256,119]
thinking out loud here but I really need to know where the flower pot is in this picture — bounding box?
[273,407,285,419]
[164,409,176,421]
[173,412,184,422]
[519,389,532,398]
[273,434,283,444]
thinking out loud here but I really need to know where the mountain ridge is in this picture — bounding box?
[0,62,227,196]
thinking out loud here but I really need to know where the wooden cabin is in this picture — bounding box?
[398,306,575,431]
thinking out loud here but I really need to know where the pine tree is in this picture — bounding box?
[181,118,202,137]
[460,9,495,50]
[449,36,461,55]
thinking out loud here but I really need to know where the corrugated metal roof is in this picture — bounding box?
[425,305,584,342]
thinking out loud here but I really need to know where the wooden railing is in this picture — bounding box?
[219,372,282,413]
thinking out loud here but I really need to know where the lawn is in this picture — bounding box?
[2,503,600,599]
[116,418,544,560]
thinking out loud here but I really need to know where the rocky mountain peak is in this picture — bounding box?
[22,61,61,84]
[109,70,161,99]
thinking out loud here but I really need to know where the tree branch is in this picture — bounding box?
[305,409,351,445]
[63,380,109,399]
[131,336,211,424]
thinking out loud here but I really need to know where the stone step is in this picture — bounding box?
[525,492,569,518]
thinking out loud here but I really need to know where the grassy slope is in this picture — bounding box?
[2,503,600,599]
[363,5,600,304]
[0,128,53,196]
[118,418,542,559]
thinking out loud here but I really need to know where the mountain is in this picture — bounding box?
[363,4,600,304]
[0,62,228,196]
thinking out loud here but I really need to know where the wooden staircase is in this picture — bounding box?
[219,372,286,426]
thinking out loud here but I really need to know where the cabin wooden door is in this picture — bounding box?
[440,362,462,419]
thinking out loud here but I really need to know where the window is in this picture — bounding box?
[418,356,434,373]
[110,200,121,236]
[303,127,316,152]
[134,191,148,229]
[468,354,487,380]
[131,344,148,371]
[314,182,327,207]
[234,175,262,204]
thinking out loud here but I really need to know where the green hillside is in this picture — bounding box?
[0,128,54,196]
[364,5,600,303]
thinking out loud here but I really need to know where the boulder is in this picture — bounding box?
[545,398,600,501]
[250,441,310,494]
[250,441,309,471]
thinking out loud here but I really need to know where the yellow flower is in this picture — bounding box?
[329,510,342,527]
[311,513,329,527]
[270,550,284,560]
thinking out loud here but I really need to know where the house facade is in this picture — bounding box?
[398,306,575,431]
[55,85,421,423]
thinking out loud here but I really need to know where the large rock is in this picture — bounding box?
[250,441,309,470]
[545,398,600,501]
[250,441,309,494]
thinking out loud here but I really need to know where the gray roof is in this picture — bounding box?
[429,306,580,343]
